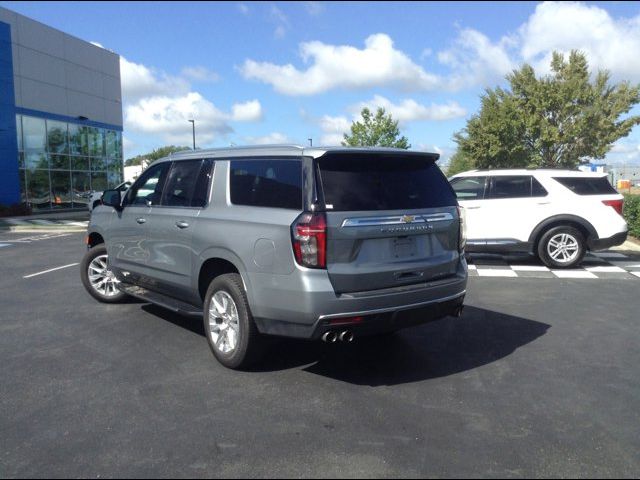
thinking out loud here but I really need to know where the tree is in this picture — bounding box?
[446,148,476,176]
[342,107,410,149]
[125,145,191,167]
[455,51,640,169]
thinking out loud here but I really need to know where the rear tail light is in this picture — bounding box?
[602,199,624,216]
[291,212,327,269]
[457,206,467,252]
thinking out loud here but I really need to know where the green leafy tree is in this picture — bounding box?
[342,107,410,149]
[125,145,191,167]
[446,148,476,176]
[455,51,640,169]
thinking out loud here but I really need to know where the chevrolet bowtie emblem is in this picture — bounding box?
[402,215,415,223]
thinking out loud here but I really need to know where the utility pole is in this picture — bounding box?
[188,119,196,150]
[308,138,313,147]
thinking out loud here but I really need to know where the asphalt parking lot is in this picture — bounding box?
[1,232,639,478]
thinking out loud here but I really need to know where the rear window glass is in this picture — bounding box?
[485,175,548,199]
[451,176,486,199]
[317,154,456,211]
[230,159,302,210]
[553,177,617,195]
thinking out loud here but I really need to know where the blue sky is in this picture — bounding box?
[3,1,640,166]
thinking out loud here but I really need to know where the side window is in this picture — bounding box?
[450,176,486,200]
[486,176,532,199]
[124,163,170,206]
[160,160,204,207]
[191,159,214,208]
[230,159,302,210]
[531,177,548,197]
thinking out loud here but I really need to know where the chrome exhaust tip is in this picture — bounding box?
[322,331,338,343]
[454,306,464,318]
[339,330,354,343]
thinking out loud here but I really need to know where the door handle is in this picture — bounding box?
[175,221,190,229]
[466,206,481,209]
[537,202,551,205]
[136,217,146,224]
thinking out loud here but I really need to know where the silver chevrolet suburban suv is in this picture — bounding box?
[81,146,468,369]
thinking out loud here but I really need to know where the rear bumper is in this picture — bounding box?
[588,230,628,251]
[250,259,468,339]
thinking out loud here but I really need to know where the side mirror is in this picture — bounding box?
[102,190,123,210]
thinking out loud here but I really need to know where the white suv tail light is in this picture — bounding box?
[602,199,624,216]
[457,206,466,252]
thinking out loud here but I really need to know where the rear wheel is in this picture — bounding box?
[80,244,128,303]
[537,226,586,269]
[203,273,263,369]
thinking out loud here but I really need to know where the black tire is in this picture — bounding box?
[537,226,586,269]
[203,273,264,370]
[80,244,128,303]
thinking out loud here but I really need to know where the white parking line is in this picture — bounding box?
[477,269,518,277]
[552,270,598,279]
[585,266,627,273]
[23,263,79,279]
[511,265,550,272]
[632,272,640,278]
[0,243,10,248]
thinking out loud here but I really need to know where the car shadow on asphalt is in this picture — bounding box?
[141,303,550,386]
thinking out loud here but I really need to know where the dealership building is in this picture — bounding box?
[0,7,123,211]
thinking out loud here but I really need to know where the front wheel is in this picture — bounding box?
[537,226,586,269]
[203,273,264,370]
[80,244,128,303]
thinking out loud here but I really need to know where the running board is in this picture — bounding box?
[118,283,203,317]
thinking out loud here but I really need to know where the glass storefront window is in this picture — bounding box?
[91,172,108,192]
[47,120,68,154]
[23,116,46,150]
[16,115,22,151]
[72,171,91,207]
[25,151,48,171]
[91,157,106,172]
[50,154,70,170]
[72,156,90,170]
[19,170,27,204]
[105,130,118,157]
[18,152,24,168]
[68,124,82,155]
[26,169,51,211]
[50,171,72,209]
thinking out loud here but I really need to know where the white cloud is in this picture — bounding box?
[240,33,440,96]
[125,93,263,145]
[244,132,292,145]
[437,29,517,90]
[181,66,220,83]
[231,99,263,122]
[270,5,290,39]
[120,56,190,102]
[304,1,324,16]
[122,135,135,158]
[438,1,640,89]
[318,115,350,146]
[238,3,249,15]
[519,1,640,80]
[350,95,467,123]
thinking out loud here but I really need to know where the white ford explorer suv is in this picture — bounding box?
[449,169,628,268]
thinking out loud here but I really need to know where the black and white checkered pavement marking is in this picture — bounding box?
[467,252,640,279]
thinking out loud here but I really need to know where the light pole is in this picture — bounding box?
[188,119,196,150]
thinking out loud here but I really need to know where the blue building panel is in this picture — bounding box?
[0,20,20,205]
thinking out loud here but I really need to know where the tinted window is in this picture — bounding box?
[553,176,617,195]
[161,160,203,207]
[487,176,533,199]
[230,159,302,210]
[192,159,214,208]
[125,163,169,206]
[318,154,456,211]
[451,176,486,200]
[531,177,548,197]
